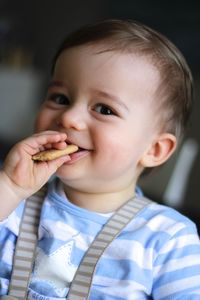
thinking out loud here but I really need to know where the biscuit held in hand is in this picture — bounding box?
[32,145,78,161]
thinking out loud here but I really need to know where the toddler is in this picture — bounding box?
[0,19,200,299]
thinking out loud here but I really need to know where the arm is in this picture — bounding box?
[0,131,71,220]
[152,220,200,299]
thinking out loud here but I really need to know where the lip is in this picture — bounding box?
[65,138,89,152]
[64,149,91,164]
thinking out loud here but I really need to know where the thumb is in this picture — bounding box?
[46,155,71,175]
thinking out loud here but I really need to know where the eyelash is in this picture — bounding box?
[93,103,116,116]
[47,93,117,117]
[48,93,69,105]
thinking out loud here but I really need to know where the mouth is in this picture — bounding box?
[66,140,90,153]
[64,140,92,164]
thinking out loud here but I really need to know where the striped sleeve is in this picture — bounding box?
[0,201,25,296]
[152,220,200,300]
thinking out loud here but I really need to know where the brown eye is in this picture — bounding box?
[94,104,115,115]
[49,93,70,105]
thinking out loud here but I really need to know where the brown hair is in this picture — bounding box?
[52,19,193,141]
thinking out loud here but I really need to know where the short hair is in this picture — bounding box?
[52,19,193,141]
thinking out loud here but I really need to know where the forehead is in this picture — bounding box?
[56,43,158,72]
[54,45,160,104]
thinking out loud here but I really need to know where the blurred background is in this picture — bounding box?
[0,0,199,232]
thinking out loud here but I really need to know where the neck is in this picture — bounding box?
[63,183,136,213]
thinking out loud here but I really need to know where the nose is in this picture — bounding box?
[56,105,87,131]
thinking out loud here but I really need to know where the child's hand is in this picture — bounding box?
[0,131,70,202]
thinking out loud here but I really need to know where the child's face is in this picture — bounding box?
[35,45,160,194]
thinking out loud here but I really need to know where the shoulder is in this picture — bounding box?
[0,200,25,236]
[122,198,200,255]
[142,202,200,298]
[139,200,198,235]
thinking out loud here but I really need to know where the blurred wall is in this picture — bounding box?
[0,0,106,144]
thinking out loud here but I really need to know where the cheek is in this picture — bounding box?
[34,110,52,132]
[95,129,137,164]
[95,125,147,168]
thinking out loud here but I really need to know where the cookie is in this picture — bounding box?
[32,145,78,161]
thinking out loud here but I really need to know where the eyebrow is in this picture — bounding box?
[92,90,129,111]
[48,80,67,89]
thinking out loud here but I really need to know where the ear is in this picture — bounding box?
[139,133,177,168]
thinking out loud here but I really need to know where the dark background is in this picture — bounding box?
[0,0,200,232]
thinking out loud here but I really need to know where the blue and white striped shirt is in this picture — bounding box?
[0,179,200,299]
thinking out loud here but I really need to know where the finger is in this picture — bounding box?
[43,143,53,150]
[23,132,67,154]
[33,130,66,137]
[51,142,67,150]
[33,132,67,144]
[49,155,71,171]
[36,155,71,177]
[43,141,67,150]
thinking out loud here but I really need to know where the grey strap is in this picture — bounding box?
[6,186,47,300]
[3,187,152,300]
[67,196,152,300]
